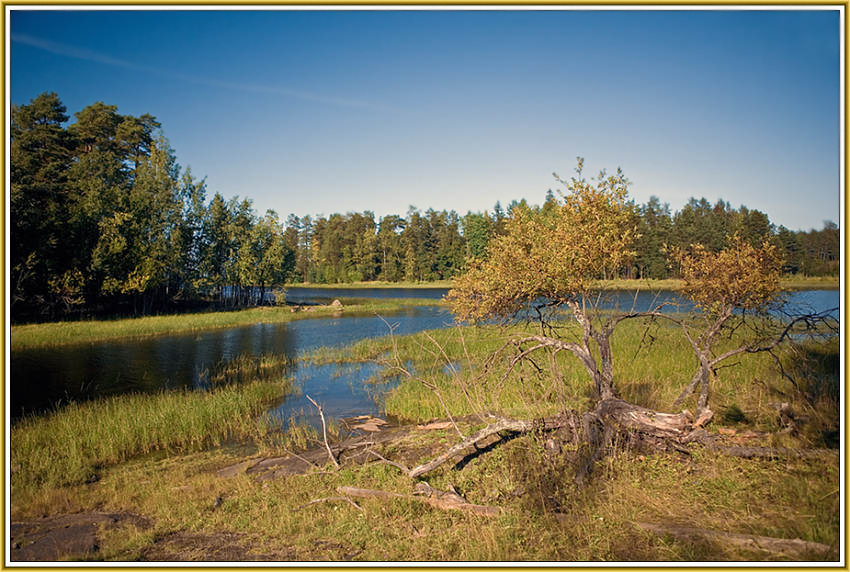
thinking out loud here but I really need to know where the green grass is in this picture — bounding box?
[11,377,292,495]
[303,316,839,448]
[601,276,838,291]
[21,423,839,561]
[11,298,443,350]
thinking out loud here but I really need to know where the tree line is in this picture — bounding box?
[11,92,839,320]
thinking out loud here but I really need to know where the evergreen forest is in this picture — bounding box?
[11,93,840,321]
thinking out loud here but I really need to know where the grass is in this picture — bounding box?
[301,317,839,441]
[10,311,840,561]
[601,276,838,291]
[11,298,443,351]
[11,377,293,496]
[16,423,839,561]
[12,274,835,351]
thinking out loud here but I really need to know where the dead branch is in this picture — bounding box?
[337,485,503,517]
[376,314,464,438]
[305,394,340,469]
[295,496,363,512]
[635,522,836,559]
[367,449,411,474]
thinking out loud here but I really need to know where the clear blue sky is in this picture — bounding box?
[10,8,842,232]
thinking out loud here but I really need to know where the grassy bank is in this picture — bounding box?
[306,319,839,444]
[11,317,840,561]
[11,298,441,351]
[11,376,294,497]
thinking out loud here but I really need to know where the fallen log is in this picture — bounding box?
[635,522,836,560]
[336,485,503,517]
[705,444,836,460]
[408,417,534,478]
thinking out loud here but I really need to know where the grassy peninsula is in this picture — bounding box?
[11,298,440,351]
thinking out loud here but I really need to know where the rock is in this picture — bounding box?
[331,299,343,308]
[10,513,150,562]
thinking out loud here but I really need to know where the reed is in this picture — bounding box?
[11,378,292,493]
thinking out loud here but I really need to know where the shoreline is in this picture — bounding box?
[286,276,839,291]
[11,277,838,350]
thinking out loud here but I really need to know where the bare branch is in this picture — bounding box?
[305,394,339,469]
[295,496,363,513]
[367,449,411,475]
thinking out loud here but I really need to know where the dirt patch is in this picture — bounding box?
[140,531,297,562]
[10,512,150,562]
[141,532,363,562]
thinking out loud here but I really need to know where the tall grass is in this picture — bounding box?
[347,318,839,440]
[11,378,291,492]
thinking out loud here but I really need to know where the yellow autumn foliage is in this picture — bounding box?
[448,166,637,322]
[674,235,782,315]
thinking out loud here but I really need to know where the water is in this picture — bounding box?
[11,288,838,421]
[11,305,454,420]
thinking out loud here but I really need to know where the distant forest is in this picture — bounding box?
[11,93,840,320]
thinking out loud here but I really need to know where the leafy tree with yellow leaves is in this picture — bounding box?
[448,158,641,402]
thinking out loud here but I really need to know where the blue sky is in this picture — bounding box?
[9,8,841,231]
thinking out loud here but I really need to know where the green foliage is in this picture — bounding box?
[10,91,839,321]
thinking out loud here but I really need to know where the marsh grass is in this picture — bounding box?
[206,354,294,387]
[599,276,837,292]
[11,377,292,497]
[303,315,838,447]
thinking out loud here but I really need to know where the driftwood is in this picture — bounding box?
[409,417,535,478]
[337,485,503,517]
[635,522,836,560]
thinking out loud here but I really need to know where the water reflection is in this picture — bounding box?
[11,289,838,421]
[268,362,398,426]
[11,305,453,419]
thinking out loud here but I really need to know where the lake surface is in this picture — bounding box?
[11,288,839,421]
[11,305,454,420]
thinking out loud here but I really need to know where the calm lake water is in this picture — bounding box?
[11,288,839,421]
